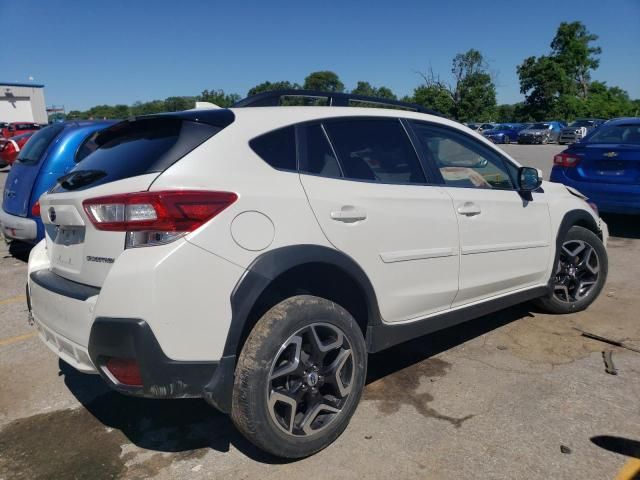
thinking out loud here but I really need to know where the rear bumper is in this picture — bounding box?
[29,269,231,402]
[26,238,243,410]
[0,208,37,242]
[550,168,640,214]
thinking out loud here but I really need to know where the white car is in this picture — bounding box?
[27,91,609,458]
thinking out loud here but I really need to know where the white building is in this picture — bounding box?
[0,82,48,124]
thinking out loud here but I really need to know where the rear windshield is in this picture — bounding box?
[53,118,220,192]
[16,124,64,165]
[531,123,550,130]
[587,124,640,144]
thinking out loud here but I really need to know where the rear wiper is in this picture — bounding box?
[57,170,107,190]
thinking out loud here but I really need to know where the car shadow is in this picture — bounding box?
[4,241,33,262]
[601,213,640,240]
[60,303,530,464]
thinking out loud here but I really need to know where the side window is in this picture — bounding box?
[324,119,426,184]
[411,122,515,190]
[300,124,342,178]
[249,126,296,171]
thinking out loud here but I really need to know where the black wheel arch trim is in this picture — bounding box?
[222,244,382,358]
[553,209,601,279]
[203,245,382,413]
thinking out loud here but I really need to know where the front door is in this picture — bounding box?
[409,121,552,306]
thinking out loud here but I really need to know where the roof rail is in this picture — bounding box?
[232,89,443,117]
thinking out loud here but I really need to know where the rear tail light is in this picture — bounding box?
[31,200,40,217]
[554,153,581,168]
[83,190,237,248]
[105,358,143,386]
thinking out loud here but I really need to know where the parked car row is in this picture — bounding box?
[469,119,608,145]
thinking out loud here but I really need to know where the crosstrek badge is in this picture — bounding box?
[86,256,115,264]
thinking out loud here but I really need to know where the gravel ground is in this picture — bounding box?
[0,144,639,480]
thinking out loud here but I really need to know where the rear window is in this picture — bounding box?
[16,124,64,165]
[587,124,640,144]
[54,118,220,191]
[250,126,297,171]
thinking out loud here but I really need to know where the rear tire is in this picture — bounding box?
[231,295,367,458]
[534,226,608,314]
[503,135,510,144]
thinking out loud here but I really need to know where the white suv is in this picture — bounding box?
[27,91,608,458]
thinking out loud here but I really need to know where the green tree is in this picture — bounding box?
[518,21,602,120]
[303,71,344,92]
[164,96,195,112]
[112,104,130,119]
[247,80,300,97]
[495,104,516,123]
[197,89,240,107]
[351,81,396,99]
[551,21,601,98]
[414,50,496,121]
[411,84,455,117]
[130,100,166,116]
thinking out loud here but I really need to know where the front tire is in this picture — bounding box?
[535,226,608,314]
[231,295,367,458]
[503,135,510,144]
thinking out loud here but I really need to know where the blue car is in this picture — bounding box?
[1,121,113,243]
[482,123,525,144]
[550,117,640,214]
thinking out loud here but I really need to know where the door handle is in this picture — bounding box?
[457,202,481,217]
[331,206,367,223]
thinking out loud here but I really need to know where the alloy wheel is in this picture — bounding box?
[552,239,600,303]
[267,322,354,437]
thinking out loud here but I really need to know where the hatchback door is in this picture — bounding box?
[2,124,65,217]
[298,118,460,323]
[40,115,227,287]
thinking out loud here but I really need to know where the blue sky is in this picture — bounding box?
[1,0,638,111]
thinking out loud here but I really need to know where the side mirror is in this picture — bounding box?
[518,166,542,192]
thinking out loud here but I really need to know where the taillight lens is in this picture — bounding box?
[83,190,237,248]
[554,153,581,168]
[31,200,40,217]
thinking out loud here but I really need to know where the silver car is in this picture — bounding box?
[558,118,606,145]
[517,122,563,144]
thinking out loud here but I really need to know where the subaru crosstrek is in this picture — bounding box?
[27,91,609,458]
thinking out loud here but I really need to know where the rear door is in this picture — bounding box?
[298,118,460,323]
[2,124,65,217]
[409,121,552,306]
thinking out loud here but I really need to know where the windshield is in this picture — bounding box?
[16,124,64,165]
[587,124,640,144]
[569,120,594,128]
[531,123,550,130]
